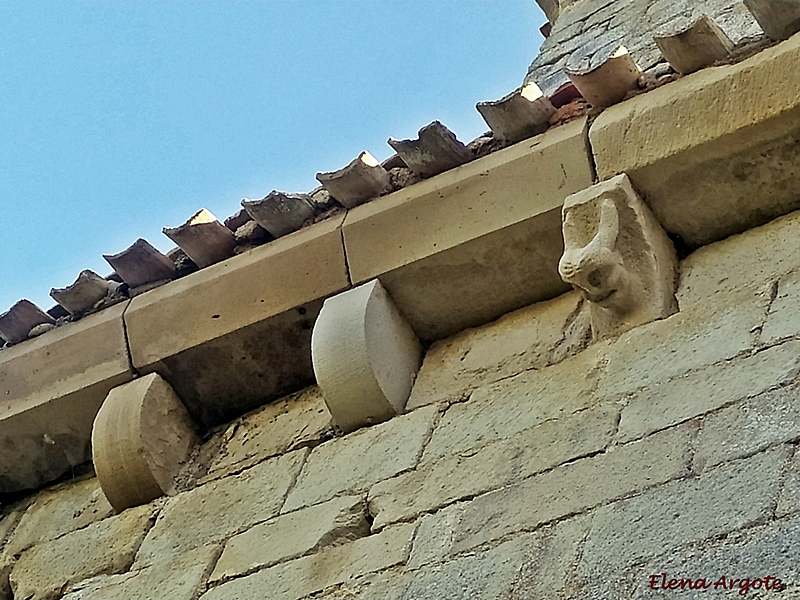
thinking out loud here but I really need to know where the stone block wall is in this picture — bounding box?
[2,205,800,599]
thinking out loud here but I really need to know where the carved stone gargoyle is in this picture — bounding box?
[558,173,678,340]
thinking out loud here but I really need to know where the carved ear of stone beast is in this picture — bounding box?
[558,173,678,340]
[311,279,423,433]
[92,373,200,512]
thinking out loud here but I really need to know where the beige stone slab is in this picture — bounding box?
[282,406,437,513]
[125,216,349,427]
[343,118,592,340]
[134,448,307,568]
[590,33,800,247]
[762,268,800,344]
[368,405,617,531]
[0,302,133,492]
[10,504,155,600]
[200,522,415,600]
[210,495,368,583]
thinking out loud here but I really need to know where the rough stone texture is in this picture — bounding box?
[368,405,617,531]
[5,477,113,557]
[422,342,607,461]
[50,270,118,317]
[654,15,734,74]
[282,406,436,513]
[618,340,800,442]
[210,496,369,583]
[475,83,555,143]
[590,33,800,247]
[343,117,591,341]
[134,449,307,567]
[744,0,800,40]
[565,45,642,108]
[406,291,585,410]
[162,209,236,269]
[761,268,800,345]
[103,238,177,288]
[200,522,415,600]
[242,192,317,238]
[316,152,392,209]
[387,121,472,178]
[10,504,155,600]
[0,299,54,345]
[202,386,334,482]
[777,446,800,517]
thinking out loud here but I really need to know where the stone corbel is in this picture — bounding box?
[92,373,199,512]
[558,174,677,340]
[311,279,422,433]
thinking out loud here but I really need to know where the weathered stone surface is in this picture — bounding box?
[50,270,119,317]
[597,292,765,399]
[406,291,586,410]
[744,0,800,39]
[618,340,800,442]
[694,385,800,470]
[200,522,415,600]
[387,121,472,178]
[777,447,800,517]
[0,302,133,492]
[224,208,252,231]
[0,300,54,345]
[475,83,555,143]
[343,118,591,341]
[579,446,788,583]
[242,191,317,238]
[566,45,642,108]
[654,15,734,74]
[368,405,617,531]
[210,495,369,583]
[92,374,199,511]
[590,33,800,247]
[103,239,177,288]
[163,209,236,269]
[27,322,55,338]
[282,406,437,513]
[312,280,422,433]
[233,220,270,245]
[5,478,113,557]
[317,152,392,209]
[135,449,307,567]
[125,215,348,428]
[559,173,677,340]
[203,386,334,482]
[10,504,155,600]
[761,269,800,344]
[676,209,800,309]
[423,343,607,461]
[424,424,693,556]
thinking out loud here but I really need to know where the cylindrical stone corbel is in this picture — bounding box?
[92,373,200,512]
[311,279,422,433]
[476,83,556,144]
[316,152,392,209]
[654,16,734,75]
[0,300,55,344]
[163,209,236,269]
[388,121,472,179]
[744,0,800,40]
[50,270,118,316]
[103,239,177,288]
[565,45,643,108]
[242,192,317,238]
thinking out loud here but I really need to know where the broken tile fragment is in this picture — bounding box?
[316,151,392,209]
[163,209,236,269]
[224,208,253,232]
[476,83,556,143]
[28,322,56,338]
[381,154,407,170]
[388,121,472,178]
[0,300,55,345]
[234,220,271,244]
[744,0,800,40]
[566,45,643,108]
[242,192,317,238]
[388,167,421,191]
[50,270,119,317]
[103,238,177,288]
[655,16,734,75]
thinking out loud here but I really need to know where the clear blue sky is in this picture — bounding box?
[0,1,545,313]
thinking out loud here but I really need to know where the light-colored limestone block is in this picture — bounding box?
[312,280,422,433]
[316,152,392,209]
[343,118,592,340]
[744,0,800,39]
[103,238,177,288]
[125,215,348,427]
[163,209,236,269]
[654,15,734,74]
[762,269,800,344]
[92,374,199,512]
[387,121,472,178]
[242,191,317,238]
[0,302,133,492]
[200,522,415,600]
[566,45,642,108]
[476,83,556,143]
[10,504,155,600]
[590,33,800,246]
[0,300,54,345]
[50,270,118,316]
[210,495,369,583]
[283,405,436,513]
[559,174,677,340]
[134,449,307,567]
[778,448,800,517]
